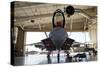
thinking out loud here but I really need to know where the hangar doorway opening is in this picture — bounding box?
[25,32,48,55]
[25,32,91,54]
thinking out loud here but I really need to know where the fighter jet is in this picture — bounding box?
[26,5,97,63]
[33,6,76,63]
[26,6,87,63]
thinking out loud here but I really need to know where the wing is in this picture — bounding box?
[34,42,45,50]
[26,42,45,50]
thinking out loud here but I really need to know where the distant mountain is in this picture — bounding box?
[40,52,48,54]
[26,51,38,55]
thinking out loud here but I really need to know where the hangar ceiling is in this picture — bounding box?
[12,1,97,32]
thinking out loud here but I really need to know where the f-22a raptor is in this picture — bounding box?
[33,6,76,63]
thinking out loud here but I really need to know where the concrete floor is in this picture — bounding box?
[14,52,97,66]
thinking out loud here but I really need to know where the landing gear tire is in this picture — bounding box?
[57,53,60,63]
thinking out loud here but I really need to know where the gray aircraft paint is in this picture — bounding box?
[49,27,68,50]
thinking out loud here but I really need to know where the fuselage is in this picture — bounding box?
[49,27,68,50]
